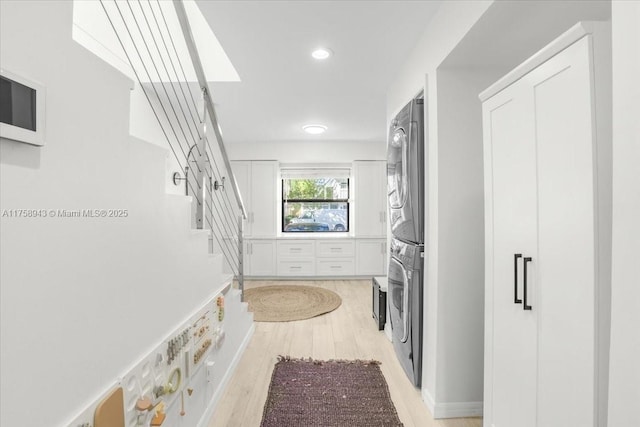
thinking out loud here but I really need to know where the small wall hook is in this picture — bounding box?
[173,166,189,186]
[172,172,183,186]
[213,176,226,191]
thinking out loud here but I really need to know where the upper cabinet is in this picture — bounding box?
[353,161,387,237]
[231,160,277,237]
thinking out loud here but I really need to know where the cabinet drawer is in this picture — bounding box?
[316,241,355,257]
[277,241,315,257]
[316,259,355,276]
[277,259,315,276]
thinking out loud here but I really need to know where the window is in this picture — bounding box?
[0,70,46,146]
[282,169,350,233]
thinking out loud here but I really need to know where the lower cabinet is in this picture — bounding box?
[276,239,358,277]
[243,238,387,277]
[245,239,276,276]
[355,239,387,276]
[276,240,315,276]
[277,258,315,276]
[316,258,355,275]
[316,241,355,275]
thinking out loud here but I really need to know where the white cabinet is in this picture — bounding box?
[231,160,277,238]
[316,241,355,275]
[244,239,276,276]
[277,240,315,257]
[276,239,357,277]
[316,258,354,275]
[355,239,387,276]
[316,240,354,257]
[481,23,610,427]
[276,241,315,276]
[278,259,315,276]
[353,161,387,237]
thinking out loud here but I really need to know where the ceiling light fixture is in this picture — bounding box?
[311,48,332,60]
[303,124,328,135]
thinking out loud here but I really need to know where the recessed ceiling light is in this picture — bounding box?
[311,48,332,60]
[303,124,328,135]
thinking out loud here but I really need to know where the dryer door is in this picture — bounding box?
[387,128,408,210]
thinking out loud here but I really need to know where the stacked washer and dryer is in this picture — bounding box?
[387,96,425,387]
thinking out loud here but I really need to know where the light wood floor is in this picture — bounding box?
[209,279,482,427]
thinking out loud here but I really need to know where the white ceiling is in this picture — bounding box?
[195,0,443,146]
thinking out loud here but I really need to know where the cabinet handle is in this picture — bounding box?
[523,257,532,310]
[514,254,522,304]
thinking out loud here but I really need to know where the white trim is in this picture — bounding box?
[71,23,134,80]
[280,167,351,179]
[198,322,255,427]
[422,388,483,419]
[479,21,595,101]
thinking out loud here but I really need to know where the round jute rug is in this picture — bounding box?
[244,285,342,322]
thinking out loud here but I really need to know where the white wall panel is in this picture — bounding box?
[608,3,640,427]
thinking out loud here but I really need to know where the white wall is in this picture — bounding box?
[0,2,241,426]
[608,2,640,426]
[432,67,504,408]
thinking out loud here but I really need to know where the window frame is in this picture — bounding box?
[281,177,350,233]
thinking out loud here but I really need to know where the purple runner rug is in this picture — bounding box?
[260,357,404,427]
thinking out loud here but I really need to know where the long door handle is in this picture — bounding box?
[523,257,532,310]
[401,269,410,343]
[514,254,522,304]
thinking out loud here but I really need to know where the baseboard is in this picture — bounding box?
[198,322,256,427]
[422,388,483,419]
[244,276,378,280]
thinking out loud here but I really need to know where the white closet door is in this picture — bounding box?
[354,161,386,237]
[247,240,276,276]
[528,35,596,427]
[484,81,538,427]
[250,161,277,237]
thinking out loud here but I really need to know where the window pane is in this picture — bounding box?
[0,76,37,131]
[283,203,348,232]
[283,178,348,201]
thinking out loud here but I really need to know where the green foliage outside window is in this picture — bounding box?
[285,179,335,200]
[282,177,349,232]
